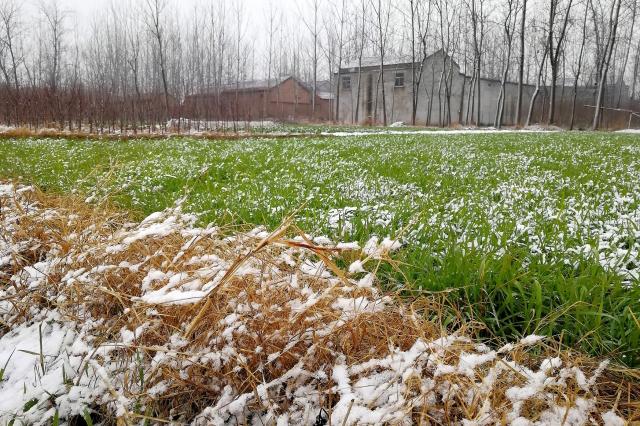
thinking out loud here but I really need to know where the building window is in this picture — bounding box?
[342,75,351,90]
[394,72,405,88]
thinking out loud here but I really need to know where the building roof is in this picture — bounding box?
[304,80,334,100]
[217,75,294,92]
[186,75,334,101]
[340,49,451,71]
[341,54,414,70]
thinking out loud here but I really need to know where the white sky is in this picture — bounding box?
[48,0,304,33]
[20,0,318,81]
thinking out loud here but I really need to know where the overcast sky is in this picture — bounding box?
[36,0,304,34]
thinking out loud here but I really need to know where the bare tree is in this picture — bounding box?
[330,0,347,122]
[0,0,24,125]
[615,0,635,107]
[232,0,246,125]
[0,0,637,132]
[371,0,392,125]
[570,2,589,130]
[527,34,549,126]
[435,0,459,127]
[144,0,170,122]
[264,1,279,121]
[125,2,143,130]
[631,38,640,101]
[469,0,486,126]
[297,0,321,119]
[353,0,368,123]
[40,0,65,94]
[514,0,527,126]
[405,0,433,125]
[547,0,575,125]
[494,0,519,128]
[592,0,622,130]
[0,0,22,93]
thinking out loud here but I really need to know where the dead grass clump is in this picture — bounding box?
[0,126,310,142]
[0,180,638,425]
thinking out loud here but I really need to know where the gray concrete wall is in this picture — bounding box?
[335,51,630,127]
[336,51,538,126]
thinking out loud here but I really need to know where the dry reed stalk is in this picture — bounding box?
[0,180,638,425]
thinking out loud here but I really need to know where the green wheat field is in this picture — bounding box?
[2,131,639,365]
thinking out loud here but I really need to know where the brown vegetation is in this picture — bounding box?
[1,181,639,424]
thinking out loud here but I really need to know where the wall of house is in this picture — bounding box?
[470,78,539,126]
[267,78,331,121]
[337,52,538,126]
[268,78,311,104]
[338,52,447,125]
[181,90,268,121]
[182,77,331,122]
[336,51,633,128]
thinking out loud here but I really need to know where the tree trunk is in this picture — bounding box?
[570,4,588,130]
[631,41,640,101]
[547,0,574,125]
[410,0,417,125]
[527,49,548,126]
[593,0,622,130]
[616,1,636,107]
[515,0,527,126]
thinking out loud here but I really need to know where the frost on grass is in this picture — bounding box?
[0,182,633,425]
[3,134,640,289]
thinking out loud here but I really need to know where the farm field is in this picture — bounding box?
[1,131,640,367]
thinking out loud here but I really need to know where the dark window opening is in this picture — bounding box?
[394,72,405,88]
[342,75,351,90]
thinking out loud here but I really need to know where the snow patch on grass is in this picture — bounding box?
[0,182,631,424]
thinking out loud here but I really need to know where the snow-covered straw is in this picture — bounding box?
[0,182,632,425]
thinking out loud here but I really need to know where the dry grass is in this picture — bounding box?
[0,181,639,425]
[0,126,311,142]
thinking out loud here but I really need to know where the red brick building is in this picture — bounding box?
[182,76,333,122]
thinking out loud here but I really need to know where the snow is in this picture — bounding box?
[336,241,361,250]
[519,334,545,346]
[348,260,366,274]
[312,236,333,245]
[16,134,638,290]
[363,236,402,259]
[615,128,640,134]
[0,312,90,425]
[356,273,374,288]
[0,181,627,425]
[321,128,559,137]
[166,118,278,132]
[602,410,627,425]
[141,269,167,291]
[457,351,497,377]
[328,206,357,234]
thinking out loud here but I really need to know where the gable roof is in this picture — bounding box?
[342,54,413,70]
[300,80,335,100]
[339,49,456,72]
[217,75,295,92]
[186,75,334,101]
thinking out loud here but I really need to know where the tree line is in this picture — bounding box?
[0,0,638,131]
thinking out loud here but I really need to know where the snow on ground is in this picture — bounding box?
[0,182,629,425]
[167,118,278,132]
[320,127,559,137]
[0,123,560,137]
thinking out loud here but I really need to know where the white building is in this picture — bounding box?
[335,49,626,128]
